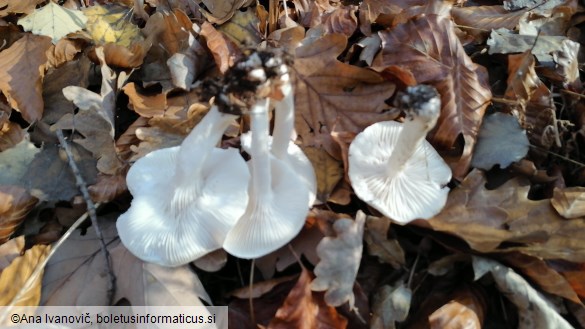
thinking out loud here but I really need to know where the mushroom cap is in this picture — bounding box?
[223,156,310,259]
[348,121,451,223]
[240,132,317,206]
[117,146,250,266]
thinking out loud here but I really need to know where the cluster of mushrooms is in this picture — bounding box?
[117,51,451,267]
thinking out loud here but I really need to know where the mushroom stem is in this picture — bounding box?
[177,105,237,181]
[385,86,441,177]
[249,98,272,202]
[271,74,294,160]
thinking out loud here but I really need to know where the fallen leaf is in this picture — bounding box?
[551,187,585,219]
[0,122,24,152]
[17,2,87,44]
[142,9,192,56]
[0,0,44,17]
[24,144,97,202]
[374,14,492,179]
[472,256,573,329]
[428,169,585,262]
[200,22,244,74]
[46,37,88,68]
[311,211,365,311]
[123,82,167,117]
[294,33,395,155]
[88,173,127,203]
[0,34,52,123]
[0,139,40,185]
[451,6,525,35]
[83,4,143,47]
[218,7,263,47]
[471,112,529,170]
[0,235,24,271]
[167,32,209,90]
[192,249,227,272]
[269,269,348,329]
[370,283,411,329]
[200,0,253,24]
[42,216,210,306]
[428,286,486,329]
[302,146,343,204]
[0,243,50,306]
[0,186,37,244]
[320,5,358,38]
[363,215,405,268]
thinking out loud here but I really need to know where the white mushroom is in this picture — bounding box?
[117,105,250,267]
[240,70,317,206]
[348,85,451,224]
[223,98,310,259]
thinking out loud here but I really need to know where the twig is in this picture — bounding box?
[56,130,116,304]
[249,259,256,327]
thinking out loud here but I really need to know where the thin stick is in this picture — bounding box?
[56,130,116,304]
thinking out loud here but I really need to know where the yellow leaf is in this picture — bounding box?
[303,146,343,203]
[17,2,87,44]
[217,7,262,47]
[83,4,142,47]
[0,243,50,306]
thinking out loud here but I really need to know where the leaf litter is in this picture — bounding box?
[0,0,585,328]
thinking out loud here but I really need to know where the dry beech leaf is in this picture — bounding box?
[0,140,40,185]
[218,7,263,48]
[268,269,348,329]
[0,122,25,151]
[123,82,167,117]
[200,22,244,74]
[0,0,45,17]
[472,256,573,329]
[46,38,88,68]
[303,146,343,204]
[88,173,127,203]
[83,4,143,47]
[167,32,209,90]
[294,33,395,155]
[497,252,580,303]
[143,10,192,56]
[320,5,358,38]
[428,169,585,262]
[17,2,87,44]
[452,6,525,35]
[471,112,529,170]
[504,52,554,150]
[428,286,486,329]
[311,211,365,311]
[0,34,52,123]
[370,283,411,329]
[552,187,585,219]
[364,215,405,268]
[0,186,37,244]
[192,249,227,272]
[0,243,50,306]
[0,235,24,271]
[200,0,253,24]
[374,14,492,179]
[42,217,210,306]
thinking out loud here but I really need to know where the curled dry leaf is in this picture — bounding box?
[0,0,45,17]
[0,122,25,151]
[428,169,585,262]
[472,256,573,329]
[0,235,24,271]
[552,187,585,219]
[143,9,192,56]
[374,14,492,179]
[269,269,348,329]
[302,146,343,204]
[428,286,486,329]
[0,34,52,123]
[0,140,40,185]
[0,186,37,244]
[88,173,127,203]
[293,33,395,155]
[311,211,365,311]
[123,82,167,118]
[451,6,525,36]
[46,38,87,68]
[363,214,405,269]
[200,22,244,74]
[0,242,50,306]
[320,5,358,37]
[370,283,411,329]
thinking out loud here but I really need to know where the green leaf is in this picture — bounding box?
[18,2,87,44]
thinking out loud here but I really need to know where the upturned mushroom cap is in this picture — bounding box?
[117,107,250,266]
[349,121,451,223]
[348,85,451,224]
